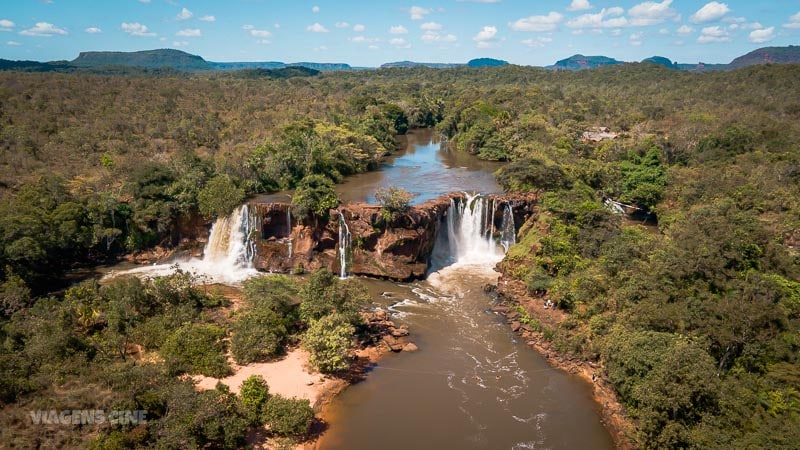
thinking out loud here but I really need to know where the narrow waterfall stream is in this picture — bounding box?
[318,196,613,450]
[338,213,352,279]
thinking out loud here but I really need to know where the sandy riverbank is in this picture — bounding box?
[495,273,638,450]
[193,348,346,407]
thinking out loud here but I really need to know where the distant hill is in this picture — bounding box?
[674,62,728,72]
[229,66,320,79]
[548,54,623,71]
[641,56,677,69]
[5,44,799,75]
[728,45,800,69]
[0,59,74,72]
[380,61,462,69]
[467,58,509,68]
[72,49,213,71]
[209,61,286,70]
[286,62,351,71]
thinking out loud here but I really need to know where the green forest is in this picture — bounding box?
[1,62,799,448]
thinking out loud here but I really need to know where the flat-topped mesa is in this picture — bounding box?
[250,191,537,281]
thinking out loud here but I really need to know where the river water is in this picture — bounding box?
[256,129,504,206]
[315,130,613,449]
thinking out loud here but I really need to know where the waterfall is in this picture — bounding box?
[500,203,516,252]
[202,204,257,271]
[105,204,258,285]
[286,206,293,259]
[338,212,352,279]
[439,193,505,267]
[428,193,520,273]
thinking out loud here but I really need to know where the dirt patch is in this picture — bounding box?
[495,273,638,450]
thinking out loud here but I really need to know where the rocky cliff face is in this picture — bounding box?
[251,192,537,281]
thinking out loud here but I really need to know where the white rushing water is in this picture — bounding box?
[338,212,352,279]
[104,205,259,285]
[442,193,507,269]
[500,203,516,252]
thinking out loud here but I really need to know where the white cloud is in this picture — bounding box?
[121,22,155,37]
[314,45,327,51]
[176,28,201,37]
[0,19,15,31]
[390,37,411,48]
[473,25,499,47]
[749,27,775,43]
[312,6,320,13]
[199,15,216,22]
[7,40,21,46]
[473,25,497,41]
[456,0,501,3]
[567,0,592,12]
[353,24,365,32]
[697,25,730,43]
[84,27,102,34]
[369,45,379,50]
[421,22,442,31]
[390,25,408,34]
[741,22,762,30]
[628,0,680,27]
[351,36,379,43]
[177,7,193,21]
[690,2,730,24]
[250,29,271,38]
[610,28,622,36]
[242,24,254,30]
[138,0,151,3]
[784,12,800,29]
[173,41,189,47]
[410,6,432,20]
[510,12,563,32]
[567,8,626,29]
[257,39,270,45]
[307,23,329,33]
[676,25,694,35]
[722,16,745,24]
[20,22,68,36]
[421,30,457,43]
[335,22,350,28]
[521,36,552,47]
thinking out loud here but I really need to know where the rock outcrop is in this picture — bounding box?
[251,191,537,281]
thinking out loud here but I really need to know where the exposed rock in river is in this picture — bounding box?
[250,191,537,281]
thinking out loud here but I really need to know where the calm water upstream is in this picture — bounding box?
[256,128,504,205]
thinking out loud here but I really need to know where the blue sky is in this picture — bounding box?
[1,1,799,66]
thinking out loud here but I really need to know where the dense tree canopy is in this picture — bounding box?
[0,62,799,448]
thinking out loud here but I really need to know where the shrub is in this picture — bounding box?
[374,186,413,221]
[302,313,355,374]
[239,375,270,426]
[161,323,231,378]
[265,395,315,437]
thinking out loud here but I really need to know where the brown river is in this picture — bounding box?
[316,130,614,449]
